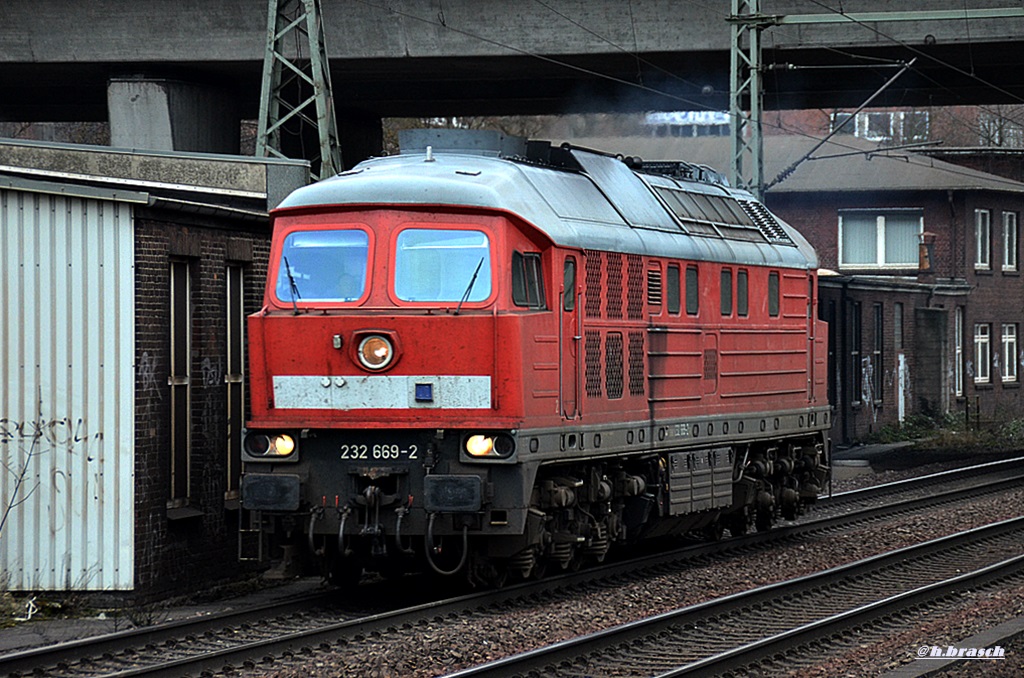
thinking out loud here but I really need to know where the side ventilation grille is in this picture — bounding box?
[605,332,624,399]
[585,331,602,398]
[585,250,603,318]
[606,254,623,319]
[628,331,645,396]
[626,255,644,319]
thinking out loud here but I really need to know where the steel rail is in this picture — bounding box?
[445,517,1024,677]
[659,552,1024,677]
[2,458,1021,677]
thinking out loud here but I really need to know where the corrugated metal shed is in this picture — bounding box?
[1,177,140,590]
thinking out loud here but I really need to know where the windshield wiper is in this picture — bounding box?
[283,256,302,314]
[455,257,485,315]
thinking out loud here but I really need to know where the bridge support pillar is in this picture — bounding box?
[108,78,239,154]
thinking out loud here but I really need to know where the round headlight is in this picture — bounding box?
[269,434,296,456]
[358,335,394,370]
[245,433,296,457]
[245,434,270,456]
[465,434,495,457]
[464,433,515,459]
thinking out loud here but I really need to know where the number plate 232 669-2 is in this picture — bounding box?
[339,443,419,461]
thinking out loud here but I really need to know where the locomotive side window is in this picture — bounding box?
[563,258,576,311]
[768,271,780,317]
[720,268,733,316]
[737,270,749,317]
[395,228,492,303]
[512,251,547,309]
[686,265,699,315]
[275,228,369,303]
[666,264,681,315]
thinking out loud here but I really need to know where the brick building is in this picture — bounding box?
[0,139,307,595]
[552,134,1024,444]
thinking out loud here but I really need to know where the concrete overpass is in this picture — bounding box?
[4,0,1024,158]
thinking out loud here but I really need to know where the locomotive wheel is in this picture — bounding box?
[755,510,773,532]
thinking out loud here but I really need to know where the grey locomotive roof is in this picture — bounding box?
[562,135,1024,196]
[276,135,818,270]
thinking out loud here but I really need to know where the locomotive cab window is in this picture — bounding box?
[275,228,369,304]
[512,251,547,309]
[395,228,492,303]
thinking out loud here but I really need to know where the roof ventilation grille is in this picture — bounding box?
[739,200,794,245]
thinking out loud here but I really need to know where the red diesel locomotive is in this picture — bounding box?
[241,129,830,585]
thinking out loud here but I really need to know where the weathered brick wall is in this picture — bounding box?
[781,188,1024,444]
[768,192,957,276]
[957,194,1024,423]
[819,280,932,444]
[134,214,270,597]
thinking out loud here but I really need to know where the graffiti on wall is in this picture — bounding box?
[0,414,103,537]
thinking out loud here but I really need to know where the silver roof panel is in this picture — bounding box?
[276,146,817,269]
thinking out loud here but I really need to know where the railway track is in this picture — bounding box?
[2,457,1022,677]
[447,517,1024,677]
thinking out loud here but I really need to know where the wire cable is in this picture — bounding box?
[353,0,1024,190]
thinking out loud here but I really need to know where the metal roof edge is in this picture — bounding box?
[0,136,309,168]
[0,172,151,205]
[818,274,971,294]
[0,138,312,210]
[147,196,268,221]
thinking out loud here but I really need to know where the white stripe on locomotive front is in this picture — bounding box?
[273,375,492,409]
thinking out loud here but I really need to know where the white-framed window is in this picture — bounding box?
[1003,211,1018,271]
[830,110,929,142]
[225,264,245,503]
[975,209,991,270]
[979,112,1024,147]
[975,323,991,384]
[839,209,923,268]
[955,308,964,396]
[1002,323,1018,382]
[831,112,854,135]
[169,260,193,506]
[872,303,884,402]
[850,301,862,404]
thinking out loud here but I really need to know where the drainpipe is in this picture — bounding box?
[839,279,849,444]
